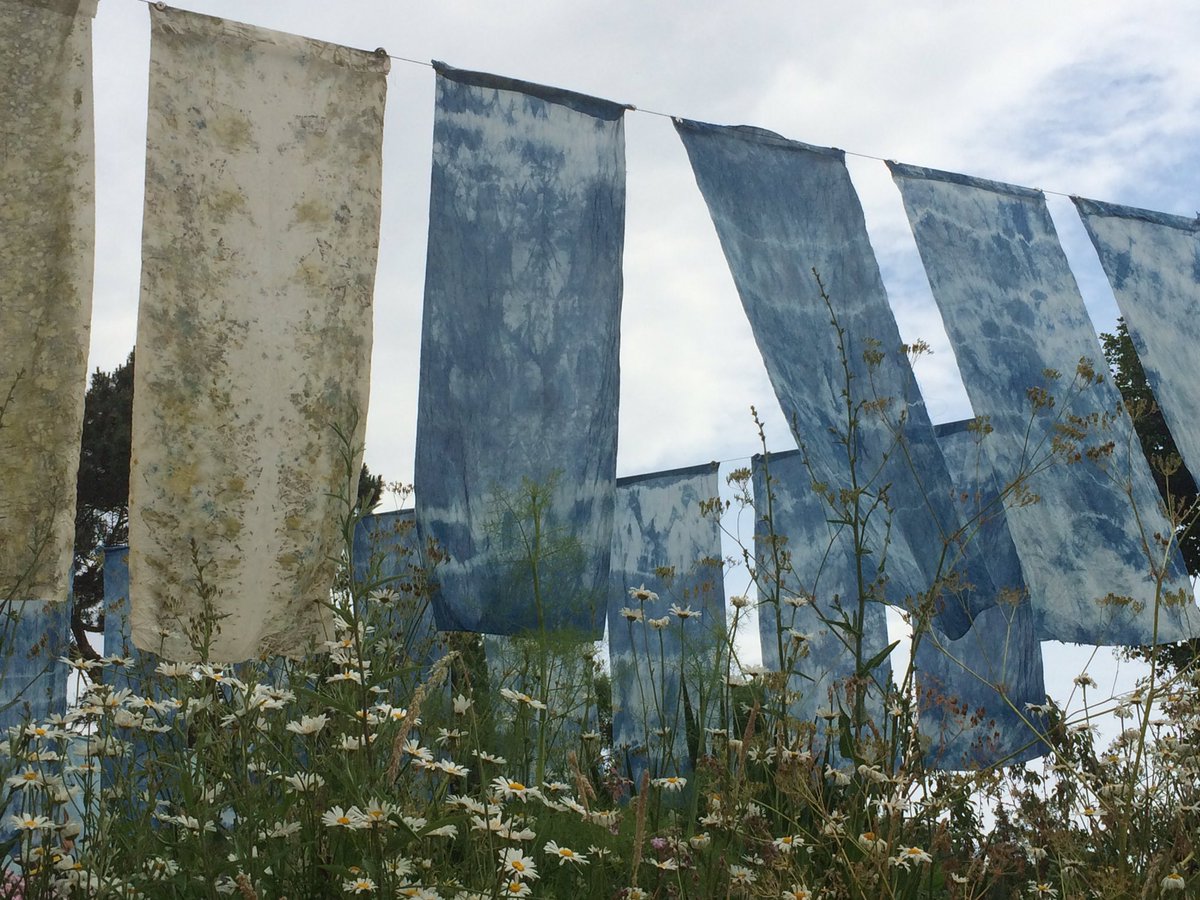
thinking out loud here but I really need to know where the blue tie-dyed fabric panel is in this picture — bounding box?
[352,509,443,668]
[1075,198,1200,481]
[751,450,893,729]
[607,463,726,780]
[916,420,1047,768]
[675,120,994,640]
[890,163,1199,645]
[0,598,70,733]
[415,63,626,637]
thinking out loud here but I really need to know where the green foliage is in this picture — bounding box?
[1101,320,1200,674]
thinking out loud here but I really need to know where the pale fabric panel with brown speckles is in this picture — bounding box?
[0,0,97,603]
[129,7,387,661]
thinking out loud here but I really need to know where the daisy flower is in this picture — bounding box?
[772,834,804,853]
[492,776,538,801]
[652,775,687,791]
[1161,872,1186,892]
[669,604,700,619]
[781,887,814,900]
[321,806,367,829]
[729,864,756,886]
[342,876,376,893]
[498,848,539,881]
[890,846,932,869]
[285,714,328,735]
[543,841,588,866]
[628,584,658,603]
[499,688,547,710]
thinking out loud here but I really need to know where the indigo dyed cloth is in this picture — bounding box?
[752,450,893,730]
[102,545,156,695]
[676,120,994,640]
[130,7,387,661]
[0,0,96,604]
[352,510,444,669]
[916,420,1047,768]
[607,463,726,780]
[891,163,1200,645]
[1075,198,1200,480]
[416,63,625,637]
[0,599,70,733]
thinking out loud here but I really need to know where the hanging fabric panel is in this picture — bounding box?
[1074,198,1200,478]
[890,163,1200,645]
[103,545,133,660]
[752,450,893,730]
[129,8,388,662]
[0,599,70,732]
[416,63,625,637]
[675,120,994,640]
[917,420,1047,768]
[607,463,726,781]
[0,0,97,603]
[352,510,444,669]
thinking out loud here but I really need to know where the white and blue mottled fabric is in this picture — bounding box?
[0,0,97,605]
[890,163,1200,645]
[1074,198,1200,480]
[130,8,388,662]
[752,450,893,729]
[416,64,626,637]
[916,420,1047,768]
[676,120,995,640]
[607,463,726,780]
[0,598,70,733]
[352,509,444,669]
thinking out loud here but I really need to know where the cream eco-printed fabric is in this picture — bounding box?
[0,0,97,604]
[130,7,387,661]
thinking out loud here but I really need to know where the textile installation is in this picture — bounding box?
[352,510,444,668]
[1074,198,1200,479]
[607,463,726,780]
[102,545,151,694]
[917,421,1047,768]
[0,0,97,604]
[752,450,892,731]
[0,599,70,733]
[676,120,995,641]
[415,63,625,638]
[890,164,1200,645]
[129,7,388,661]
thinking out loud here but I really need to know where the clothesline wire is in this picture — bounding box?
[132,0,1087,201]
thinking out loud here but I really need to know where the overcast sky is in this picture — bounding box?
[89,0,1200,479]
[86,1,1200,697]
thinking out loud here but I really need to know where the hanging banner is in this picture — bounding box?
[1074,198,1200,478]
[607,463,726,780]
[352,510,444,668]
[752,450,892,730]
[890,163,1200,645]
[918,420,1047,768]
[0,0,97,603]
[0,599,70,732]
[415,63,625,637]
[129,8,388,661]
[676,120,994,640]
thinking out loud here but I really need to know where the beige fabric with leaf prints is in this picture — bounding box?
[0,0,97,603]
[130,8,387,661]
